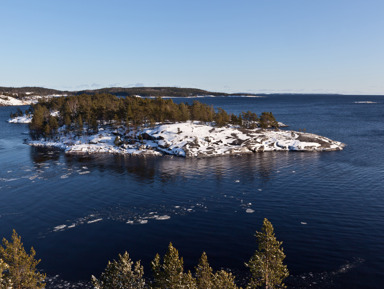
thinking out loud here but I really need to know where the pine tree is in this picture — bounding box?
[195,252,213,289]
[259,112,278,129]
[151,242,197,289]
[91,251,145,289]
[64,114,71,128]
[195,252,241,289]
[246,218,289,289]
[0,230,45,289]
[212,270,240,289]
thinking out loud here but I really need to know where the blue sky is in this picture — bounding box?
[1,0,384,94]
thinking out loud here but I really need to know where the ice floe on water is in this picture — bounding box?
[87,218,103,224]
[53,225,67,232]
[287,258,364,289]
[245,208,255,213]
[137,219,148,224]
[45,275,92,289]
[155,215,171,220]
[50,203,203,233]
[354,101,377,104]
[0,177,19,182]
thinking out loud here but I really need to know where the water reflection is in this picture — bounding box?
[29,146,321,185]
[30,147,61,163]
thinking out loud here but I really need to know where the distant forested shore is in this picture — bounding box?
[0,86,260,99]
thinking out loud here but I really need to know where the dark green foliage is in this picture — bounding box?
[75,87,226,98]
[215,108,230,127]
[241,111,259,129]
[27,93,279,139]
[246,218,289,289]
[195,252,241,289]
[212,270,240,289]
[259,112,279,129]
[0,230,45,289]
[151,242,196,288]
[91,252,145,289]
[195,252,213,289]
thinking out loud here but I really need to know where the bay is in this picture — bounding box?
[0,94,383,288]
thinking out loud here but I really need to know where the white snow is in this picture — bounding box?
[0,95,26,106]
[8,115,33,124]
[22,121,345,157]
[8,111,59,124]
[1,94,66,106]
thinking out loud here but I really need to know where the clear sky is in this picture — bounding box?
[1,0,384,94]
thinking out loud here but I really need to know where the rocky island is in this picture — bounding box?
[9,93,345,157]
[26,122,345,157]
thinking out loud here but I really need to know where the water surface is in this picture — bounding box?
[1,95,383,288]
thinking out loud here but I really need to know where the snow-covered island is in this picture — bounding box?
[23,121,345,157]
[7,93,345,157]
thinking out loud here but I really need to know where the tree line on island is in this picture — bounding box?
[0,219,288,289]
[19,94,279,140]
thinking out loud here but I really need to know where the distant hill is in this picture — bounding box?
[75,87,231,97]
[0,86,67,97]
[0,86,260,98]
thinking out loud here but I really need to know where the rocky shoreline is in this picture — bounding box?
[26,122,345,157]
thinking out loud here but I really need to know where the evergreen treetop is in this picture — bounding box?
[91,251,145,289]
[246,218,289,289]
[0,230,45,289]
[151,242,197,289]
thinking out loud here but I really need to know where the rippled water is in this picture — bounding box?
[1,95,384,288]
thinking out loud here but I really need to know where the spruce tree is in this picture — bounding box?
[195,252,241,289]
[195,252,213,289]
[246,218,289,289]
[0,230,45,289]
[151,242,197,289]
[212,270,240,289]
[91,251,145,289]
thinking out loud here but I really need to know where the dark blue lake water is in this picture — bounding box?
[1,95,383,288]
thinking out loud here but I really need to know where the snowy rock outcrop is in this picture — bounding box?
[26,122,345,157]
